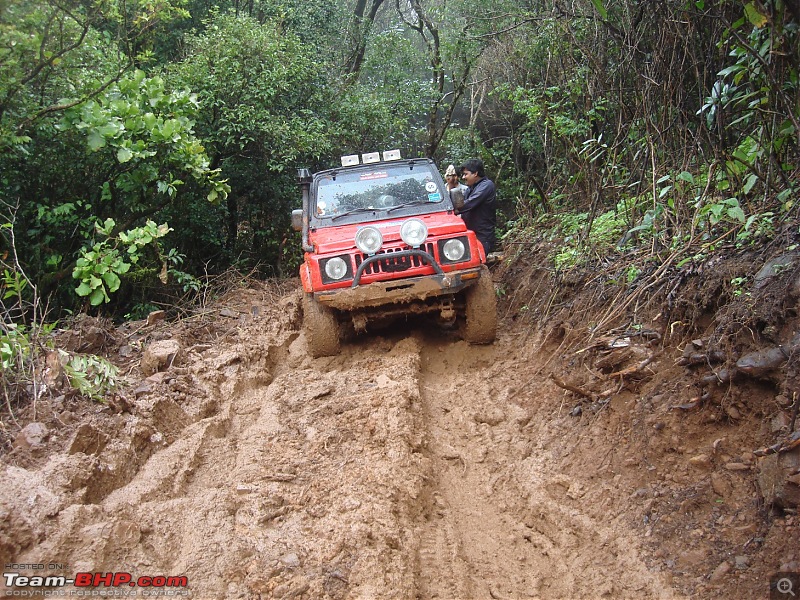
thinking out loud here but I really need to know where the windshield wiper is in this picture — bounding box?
[387,200,432,213]
[331,207,381,221]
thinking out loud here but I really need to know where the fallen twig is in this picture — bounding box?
[550,374,596,400]
[753,430,800,457]
[606,353,656,379]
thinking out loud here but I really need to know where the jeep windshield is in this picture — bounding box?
[311,161,447,227]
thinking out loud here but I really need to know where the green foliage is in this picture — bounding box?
[0,0,189,150]
[552,203,629,270]
[0,323,30,372]
[625,265,641,283]
[2,267,29,303]
[164,11,334,275]
[62,69,230,205]
[330,83,419,153]
[625,204,665,240]
[736,211,776,246]
[730,276,748,298]
[696,1,797,203]
[499,79,602,151]
[696,197,745,229]
[591,210,628,248]
[558,212,590,238]
[60,349,119,402]
[72,219,172,306]
[170,12,331,167]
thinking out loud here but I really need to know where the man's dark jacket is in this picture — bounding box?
[460,177,496,254]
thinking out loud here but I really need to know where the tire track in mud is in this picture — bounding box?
[412,335,682,599]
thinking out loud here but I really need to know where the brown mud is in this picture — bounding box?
[1,248,799,600]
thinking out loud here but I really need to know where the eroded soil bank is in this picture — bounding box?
[2,257,798,599]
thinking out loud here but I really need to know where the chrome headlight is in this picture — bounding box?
[400,218,428,247]
[442,238,466,262]
[438,236,471,264]
[324,256,349,280]
[355,226,383,255]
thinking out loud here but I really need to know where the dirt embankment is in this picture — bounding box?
[2,247,799,599]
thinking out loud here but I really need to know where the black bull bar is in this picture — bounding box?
[352,249,444,288]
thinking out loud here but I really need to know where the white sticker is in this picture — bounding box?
[425,181,438,193]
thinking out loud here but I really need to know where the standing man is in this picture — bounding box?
[444,164,468,194]
[459,158,497,255]
[444,164,468,214]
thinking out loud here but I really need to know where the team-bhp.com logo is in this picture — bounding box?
[3,570,189,597]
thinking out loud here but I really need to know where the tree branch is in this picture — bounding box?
[17,61,132,130]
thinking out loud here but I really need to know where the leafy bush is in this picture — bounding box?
[73,219,172,306]
[60,350,119,402]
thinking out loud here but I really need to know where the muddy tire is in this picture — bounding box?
[303,293,341,357]
[463,266,497,344]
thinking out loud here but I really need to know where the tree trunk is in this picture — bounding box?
[345,0,386,77]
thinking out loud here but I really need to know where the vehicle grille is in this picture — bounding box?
[354,242,436,275]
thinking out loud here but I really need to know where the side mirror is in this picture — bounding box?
[449,188,465,214]
[291,209,303,232]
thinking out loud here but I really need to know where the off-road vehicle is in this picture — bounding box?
[292,151,497,357]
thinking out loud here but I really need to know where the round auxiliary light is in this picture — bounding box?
[400,218,428,248]
[355,226,383,255]
[442,238,466,262]
[324,256,348,280]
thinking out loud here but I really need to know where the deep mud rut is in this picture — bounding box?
[2,285,688,600]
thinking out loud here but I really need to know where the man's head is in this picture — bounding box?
[460,158,485,187]
[444,164,462,187]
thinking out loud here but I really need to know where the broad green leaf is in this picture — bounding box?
[727,205,746,222]
[76,281,92,297]
[102,272,121,293]
[117,147,133,163]
[87,130,105,151]
[744,2,768,27]
[89,288,107,306]
[591,0,608,19]
[718,65,746,78]
[743,174,758,194]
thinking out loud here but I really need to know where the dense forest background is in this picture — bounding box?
[1,0,798,328]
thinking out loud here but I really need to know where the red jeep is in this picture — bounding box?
[293,152,496,357]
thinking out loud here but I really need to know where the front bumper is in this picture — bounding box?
[314,266,483,311]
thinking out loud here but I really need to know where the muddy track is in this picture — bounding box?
[413,339,677,600]
[3,290,681,599]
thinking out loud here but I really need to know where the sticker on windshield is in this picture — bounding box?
[425,181,437,193]
[427,192,441,202]
[360,171,388,181]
